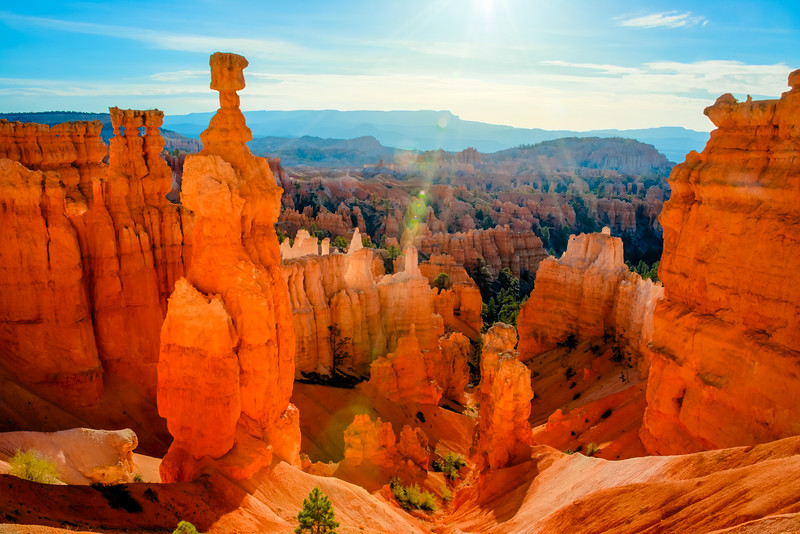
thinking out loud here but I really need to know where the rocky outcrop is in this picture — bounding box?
[284,242,457,376]
[368,327,443,406]
[0,108,191,410]
[0,428,137,485]
[158,52,298,482]
[420,254,483,339]
[435,332,472,404]
[343,414,397,468]
[397,425,431,469]
[0,159,103,406]
[641,73,800,455]
[517,229,663,364]
[415,226,547,277]
[476,323,533,470]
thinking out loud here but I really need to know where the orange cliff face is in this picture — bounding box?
[414,224,548,278]
[476,323,533,471]
[517,228,663,367]
[641,72,800,455]
[0,112,191,413]
[158,52,299,482]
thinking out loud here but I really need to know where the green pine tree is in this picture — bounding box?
[295,487,339,534]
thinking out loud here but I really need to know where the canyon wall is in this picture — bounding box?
[158,53,299,482]
[283,230,478,377]
[0,109,190,410]
[415,225,548,277]
[517,229,663,364]
[641,74,800,454]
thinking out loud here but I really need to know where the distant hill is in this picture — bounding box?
[0,111,201,153]
[163,109,709,163]
[247,135,404,167]
[487,137,672,177]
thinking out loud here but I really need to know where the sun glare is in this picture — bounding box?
[478,0,495,15]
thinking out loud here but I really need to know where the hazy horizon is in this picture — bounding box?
[1,0,798,132]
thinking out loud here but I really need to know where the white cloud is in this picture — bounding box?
[619,11,707,29]
[540,60,641,76]
[0,12,317,62]
[147,70,207,82]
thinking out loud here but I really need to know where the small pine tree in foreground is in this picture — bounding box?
[296,487,339,534]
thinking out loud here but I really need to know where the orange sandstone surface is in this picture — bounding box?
[158,52,299,483]
[642,72,800,455]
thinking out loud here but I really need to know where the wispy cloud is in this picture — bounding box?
[540,61,640,76]
[619,11,708,29]
[147,70,207,82]
[0,12,316,61]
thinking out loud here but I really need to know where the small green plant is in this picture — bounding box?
[441,486,452,503]
[173,521,199,534]
[432,452,466,481]
[384,244,401,274]
[585,443,600,457]
[432,273,450,294]
[331,235,349,252]
[296,487,339,533]
[133,472,143,483]
[564,449,575,455]
[9,449,60,484]
[389,478,437,512]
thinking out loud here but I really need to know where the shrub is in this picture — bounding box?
[585,443,600,457]
[432,452,466,481]
[441,486,452,503]
[133,473,143,483]
[173,521,199,534]
[432,273,450,293]
[9,449,60,484]
[389,478,437,512]
[331,235,349,252]
[296,487,339,533]
[91,483,143,513]
[563,333,578,349]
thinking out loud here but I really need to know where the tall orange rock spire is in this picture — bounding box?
[641,70,800,454]
[158,52,299,482]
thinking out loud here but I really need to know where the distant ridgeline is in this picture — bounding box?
[0,111,201,154]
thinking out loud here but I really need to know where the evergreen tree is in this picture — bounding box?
[296,487,339,534]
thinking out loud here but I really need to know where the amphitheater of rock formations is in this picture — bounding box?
[1,53,800,533]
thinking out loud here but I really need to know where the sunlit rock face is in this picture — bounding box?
[158,52,299,482]
[517,229,663,365]
[476,323,533,471]
[642,72,800,454]
[0,108,191,409]
[414,225,548,278]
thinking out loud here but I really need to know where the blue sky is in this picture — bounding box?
[1,0,798,131]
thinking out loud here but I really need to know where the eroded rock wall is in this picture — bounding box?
[0,109,191,408]
[414,225,548,277]
[517,229,663,364]
[641,74,800,454]
[476,323,532,470]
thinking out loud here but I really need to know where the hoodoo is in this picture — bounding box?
[158,52,299,482]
